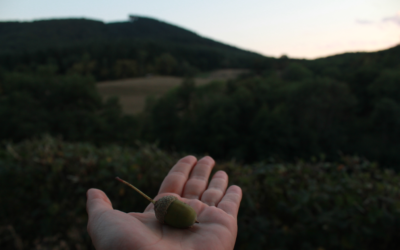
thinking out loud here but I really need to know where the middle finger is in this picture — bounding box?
[182,156,215,199]
[158,155,197,195]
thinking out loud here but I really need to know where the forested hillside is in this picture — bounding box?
[0,17,263,80]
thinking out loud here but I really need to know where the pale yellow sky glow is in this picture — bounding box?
[0,0,399,59]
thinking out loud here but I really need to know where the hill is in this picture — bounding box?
[0,17,251,54]
[0,17,264,80]
[300,44,400,82]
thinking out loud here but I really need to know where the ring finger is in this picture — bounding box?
[200,171,228,206]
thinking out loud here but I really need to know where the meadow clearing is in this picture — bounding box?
[96,69,248,114]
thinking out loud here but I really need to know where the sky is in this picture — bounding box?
[0,0,399,59]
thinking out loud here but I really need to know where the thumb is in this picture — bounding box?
[86,188,113,221]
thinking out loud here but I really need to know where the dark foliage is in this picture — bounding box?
[140,49,400,167]
[0,70,138,144]
[1,137,400,249]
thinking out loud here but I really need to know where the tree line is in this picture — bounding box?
[2,46,400,168]
[140,61,400,167]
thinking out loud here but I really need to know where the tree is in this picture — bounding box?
[0,70,138,144]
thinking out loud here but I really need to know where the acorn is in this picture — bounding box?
[116,177,198,229]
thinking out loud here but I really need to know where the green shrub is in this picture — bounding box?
[0,136,177,249]
[1,137,400,249]
[232,159,400,249]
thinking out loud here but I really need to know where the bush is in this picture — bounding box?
[1,137,400,249]
[233,159,400,249]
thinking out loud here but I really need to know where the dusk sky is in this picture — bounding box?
[1,0,399,59]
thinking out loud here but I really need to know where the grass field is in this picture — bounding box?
[97,69,247,114]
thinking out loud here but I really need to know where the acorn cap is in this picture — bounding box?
[154,196,197,228]
[154,196,177,223]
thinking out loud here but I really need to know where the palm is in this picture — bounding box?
[87,156,242,250]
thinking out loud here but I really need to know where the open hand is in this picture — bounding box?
[86,156,243,250]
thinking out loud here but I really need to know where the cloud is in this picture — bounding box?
[356,12,400,27]
[382,12,400,26]
[355,19,374,25]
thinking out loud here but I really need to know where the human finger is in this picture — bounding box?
[217,185,242,218]
[182,156,215,199]
[158,155,197,195]
[86,189,113,231]
[200,171,228,206]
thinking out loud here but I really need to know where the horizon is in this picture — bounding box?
[1,0,399,59]
[1,15,398,61]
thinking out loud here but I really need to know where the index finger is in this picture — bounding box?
[158,155,197,195]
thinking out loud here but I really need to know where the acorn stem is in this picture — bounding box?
[116,177,155,204]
